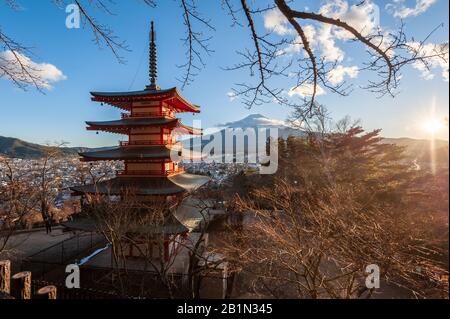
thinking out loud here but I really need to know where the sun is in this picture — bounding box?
[423,118,443,134]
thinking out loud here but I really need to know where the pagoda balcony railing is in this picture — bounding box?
[116,168,184,177]
[119,140,177,147]
[121,111,174,119]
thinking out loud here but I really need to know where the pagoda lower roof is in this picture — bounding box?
[90,87,200,113]
[62,213,189,235]
[86,117,177,128]
[70,173,210,196]
[86,118,200,135]
[79,146,177,161]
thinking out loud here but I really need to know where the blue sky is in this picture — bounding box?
[0,0,448,147]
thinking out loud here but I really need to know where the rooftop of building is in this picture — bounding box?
[70,173,210,196]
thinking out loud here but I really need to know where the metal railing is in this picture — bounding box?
[26,232,108,265]
[116,168,184,177]
[121,111,173,119]
[119,140,181,147]
[31,279,123,299]
[119,140,173,146]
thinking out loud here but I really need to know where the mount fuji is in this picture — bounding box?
[181,114,306,158]
[185,113,306,146]
[216,114,306,139]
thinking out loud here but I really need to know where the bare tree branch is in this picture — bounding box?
[178,0,215,88]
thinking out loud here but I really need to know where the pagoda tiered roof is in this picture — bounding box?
[71,174,210,196]
[87,117,177,128]
[86,117,201,135]
[91,87,201,113]
[72,20,209,199]
[79,145,179,161]
[79,146,204,162]
[63,212,189,235]
[69,21,210,243]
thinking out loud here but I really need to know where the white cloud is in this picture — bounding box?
[386,0,437,18]
[282,26,317,55]
[319,0,379,39]
[263,8,293,36]
[227,91,237,101]
[407,42,449,81]
[334,1,379,39]
[280,24,345,62]
[327,65,359,85]
[317,24,345,62]
[0,50,66,89]
[288,83,326,97]
[278,1,380,63]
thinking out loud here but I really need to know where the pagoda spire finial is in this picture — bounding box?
[147,21,159,90]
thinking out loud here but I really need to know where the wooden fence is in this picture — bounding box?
[0,259,122,299]
[1,259,55,299]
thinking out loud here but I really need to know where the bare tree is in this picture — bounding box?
[229,0,448,119]
[73,160,116,186]
[0,142,72,255]
[0,27,46,92]
[1,1,447,118]
[182,188,228,299]
[81,190,158,297]
[31,143,68,233]
[0,157,38,257]
[77,185,227,298]
[221,121,448,299]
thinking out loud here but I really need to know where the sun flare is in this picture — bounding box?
[423,118,443,134]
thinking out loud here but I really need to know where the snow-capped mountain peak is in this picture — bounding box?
[219,113,292,129]
[183,113,306,152]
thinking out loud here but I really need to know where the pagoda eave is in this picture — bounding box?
[79,156,172,162]
[90,87,176,99]
[86,118,178,128]
[178,124,202,135]
[86,117,193,134]
[86,127,129,134]
[78,146,181,162]
[70,174,210,196]
[89,87,200,113]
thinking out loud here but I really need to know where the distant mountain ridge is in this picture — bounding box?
[0,136,108,159]
[381,137,449,164]
[218,113,305,139]
[185,114,306,151]
[1,114,448,162]
[184,114,448,164]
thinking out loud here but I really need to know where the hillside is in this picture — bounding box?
[0,136,88,158]
[382,137,449,164]
[2,114,448,163]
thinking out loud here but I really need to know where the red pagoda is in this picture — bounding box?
[70,22,209,261]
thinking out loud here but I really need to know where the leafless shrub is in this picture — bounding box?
[221,120,448,299]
